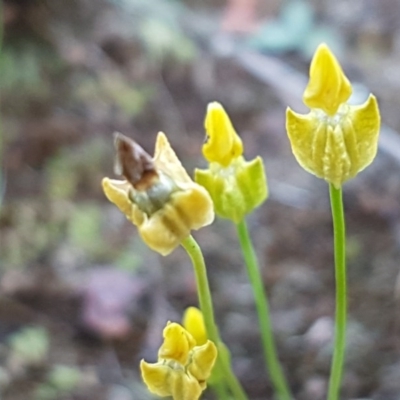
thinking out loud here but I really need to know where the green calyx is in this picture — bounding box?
[128,172,178,216]
[195,156,267,223]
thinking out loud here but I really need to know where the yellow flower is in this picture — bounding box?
[158,321,196,365]
[202,102,243,167]
[140,322,217,400]
[303,43,352,116]
[102,132,214,256]
[286,43,380,188]
[195,102,268,223]
[183,307,207,346]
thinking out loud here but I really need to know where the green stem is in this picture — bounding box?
[181,235,248,400]
[236,220,292,400]
[327,184,347,400]
[212,381,229,400]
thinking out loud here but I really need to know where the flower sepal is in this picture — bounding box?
[188,341,218,388]
[140,360,203,400]
[208,341,231,385]
[182,307,228,386]
[195,155,267,223]
[286,94,380,188]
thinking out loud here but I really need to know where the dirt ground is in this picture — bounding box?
[2,1,400,399]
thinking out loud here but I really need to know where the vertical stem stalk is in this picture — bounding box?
[181,235,248,400]
[327,184,347,400]
[236,220,292,400]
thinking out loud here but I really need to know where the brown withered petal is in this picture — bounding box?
[113,132,159,191]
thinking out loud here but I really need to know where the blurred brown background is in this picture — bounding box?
[2,0,400,399]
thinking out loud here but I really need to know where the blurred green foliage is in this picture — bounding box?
[248,0,343,57]
[0,42,65,114]
[75,73,154,119]
[68,204,103,256]
[1,201,60,269]
[35,365,81,400]
[138,17,196,63]
[8,326,49,366]
[110,0,197,63]
[0,127,152,269]
[114,238,152,272]
[1,45,47,93]
[45,137,110,200]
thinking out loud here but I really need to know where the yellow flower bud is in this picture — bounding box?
[188,340,218,388]
[202,102,243,167]
[140,321,217,400]
[286,43,381,187]
[158,322,196,365]
[303,43,352,116]
[168,369,204,400]
[140,360,202,400]
[140,361,173,397]
[102,132,214,255]
[183,307,207,346]
[196,102,268,223]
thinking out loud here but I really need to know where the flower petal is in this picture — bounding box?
[202,102,243,166]
[188,340,218,387]
[342,94,380,178]
[102,178,132,217]
[169,369,203,400]
[303,43,352,116]
[154,132,192,185]
[183,307,207,346]
[286,107,349,187]
[140,360,172,397]
[158,322,196,365]
[138,186,214,256]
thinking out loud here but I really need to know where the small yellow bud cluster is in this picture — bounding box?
[140,321,217,400]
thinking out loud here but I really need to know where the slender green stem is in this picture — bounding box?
[327,184,347,400]
[212,380,229,400]
[236,220,292,400]
[181,235,248,400]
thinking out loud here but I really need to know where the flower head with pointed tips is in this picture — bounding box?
[102,132,214,255]
[140,321,217,400]
[286,43,380,188]
[195,102,268,223]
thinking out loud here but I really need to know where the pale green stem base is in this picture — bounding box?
[327,184,347,400]
[181,235,248,400]
[236,220,292,400]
